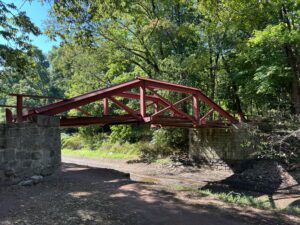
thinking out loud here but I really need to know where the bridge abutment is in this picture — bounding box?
[189,125,256,172]
[0,116,61,183]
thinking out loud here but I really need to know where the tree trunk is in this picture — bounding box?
[290,58,300,114]
[280,5,300,114]
[222,55,246,121]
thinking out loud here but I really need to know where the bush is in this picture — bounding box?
[78,126,109,149]
[151,128,189,152]
[61,133,84,150]
[139,128,188,162]
[109,124,152,143]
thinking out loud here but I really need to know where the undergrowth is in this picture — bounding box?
[61,133,176,162]
[174,185,300,215]
[62,142,141,159]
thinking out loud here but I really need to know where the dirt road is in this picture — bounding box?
[62,156,233,187]
[0,159,299,225]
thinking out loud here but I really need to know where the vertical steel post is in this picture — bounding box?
[140,81,146,117]
[16,95,23,123]
[5,108,13,124]
[192,94,199,125]
[154,100,158,114]
[103,98,109,115]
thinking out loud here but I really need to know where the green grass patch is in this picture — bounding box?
[62,142,141,159]
[197,189,271,209]
[154,158,173,165]
[174,185,300,215]
[282,206,300,215]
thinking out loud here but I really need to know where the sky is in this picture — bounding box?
[2,0,59,53]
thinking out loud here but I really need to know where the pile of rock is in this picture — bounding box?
[18,175,43,186]
[223,160,298,193]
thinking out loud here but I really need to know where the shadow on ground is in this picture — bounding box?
[201,159,300,212]
[0,163,299,225]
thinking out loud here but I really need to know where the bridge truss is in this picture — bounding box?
[3,77,238,128]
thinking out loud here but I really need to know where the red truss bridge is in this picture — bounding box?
[3,77,238,128]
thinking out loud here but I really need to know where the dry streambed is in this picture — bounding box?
[0,157,299,225]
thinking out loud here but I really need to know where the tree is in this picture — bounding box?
[247,0,300,114]
[0,1,41,75]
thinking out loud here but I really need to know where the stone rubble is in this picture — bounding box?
[18,175,44,186]
[222,160,299,193]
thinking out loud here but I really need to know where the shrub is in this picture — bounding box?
[61,133,84,150]
[109,124,152,143]
[139,128,188,162]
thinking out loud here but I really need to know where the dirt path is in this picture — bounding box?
[0,163,299,225]
[62,156,300,209]
[62,156,233,188]
[0,158,300,225]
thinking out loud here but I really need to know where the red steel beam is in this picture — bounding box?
[138,77,199,94]
[200,108,214,124]
[148,88,196,124]
[75,107,93,117]
[5,108,13,124]
[154,100,159,113]
[140,81,146,117]
[115,92,159,102]
[193,94,199,123]
[116,92,174,113]
[138,77,238,124]
[195,92,237,123]
[16,95,23,123]
[59,114,232,128]
[151,95,192,118]
[108,97,141,120]
[22,78,141,118]
[103,98,109,115]
[17,77,238,127]
[60,115,138,126]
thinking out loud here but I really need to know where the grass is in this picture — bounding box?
[282,206,300,215]
[174,185,300,215]
[197,188,271,209]
[62,142,141,159]
[154,158,173,164]
[62,147,173,164]
[61,134,173,163]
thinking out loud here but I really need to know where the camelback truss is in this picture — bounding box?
[4,77,238,128]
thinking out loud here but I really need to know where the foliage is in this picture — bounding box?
[0,1,41,74]
[245,116,300,163]
[174,185,300,215]
[2,1,300,160]
[62,142,141,159]
[197,188,272,209]
[61,133,84,150]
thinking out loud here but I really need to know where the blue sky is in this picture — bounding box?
[2,0,59,53]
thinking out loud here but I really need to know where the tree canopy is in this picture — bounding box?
[0,0,300,154]
[0,1,40,75]
[42,0,300,116]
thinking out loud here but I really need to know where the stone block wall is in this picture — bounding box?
[189,125,256,171]
[0,116,61,183]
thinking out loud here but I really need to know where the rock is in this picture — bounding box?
[30,175,43,184]
[40,167,54,176]
[31,152,42,160]
[173,162,182,167]
[222,160,298,193]
[4,169,16,178]
[18,179,34,186]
